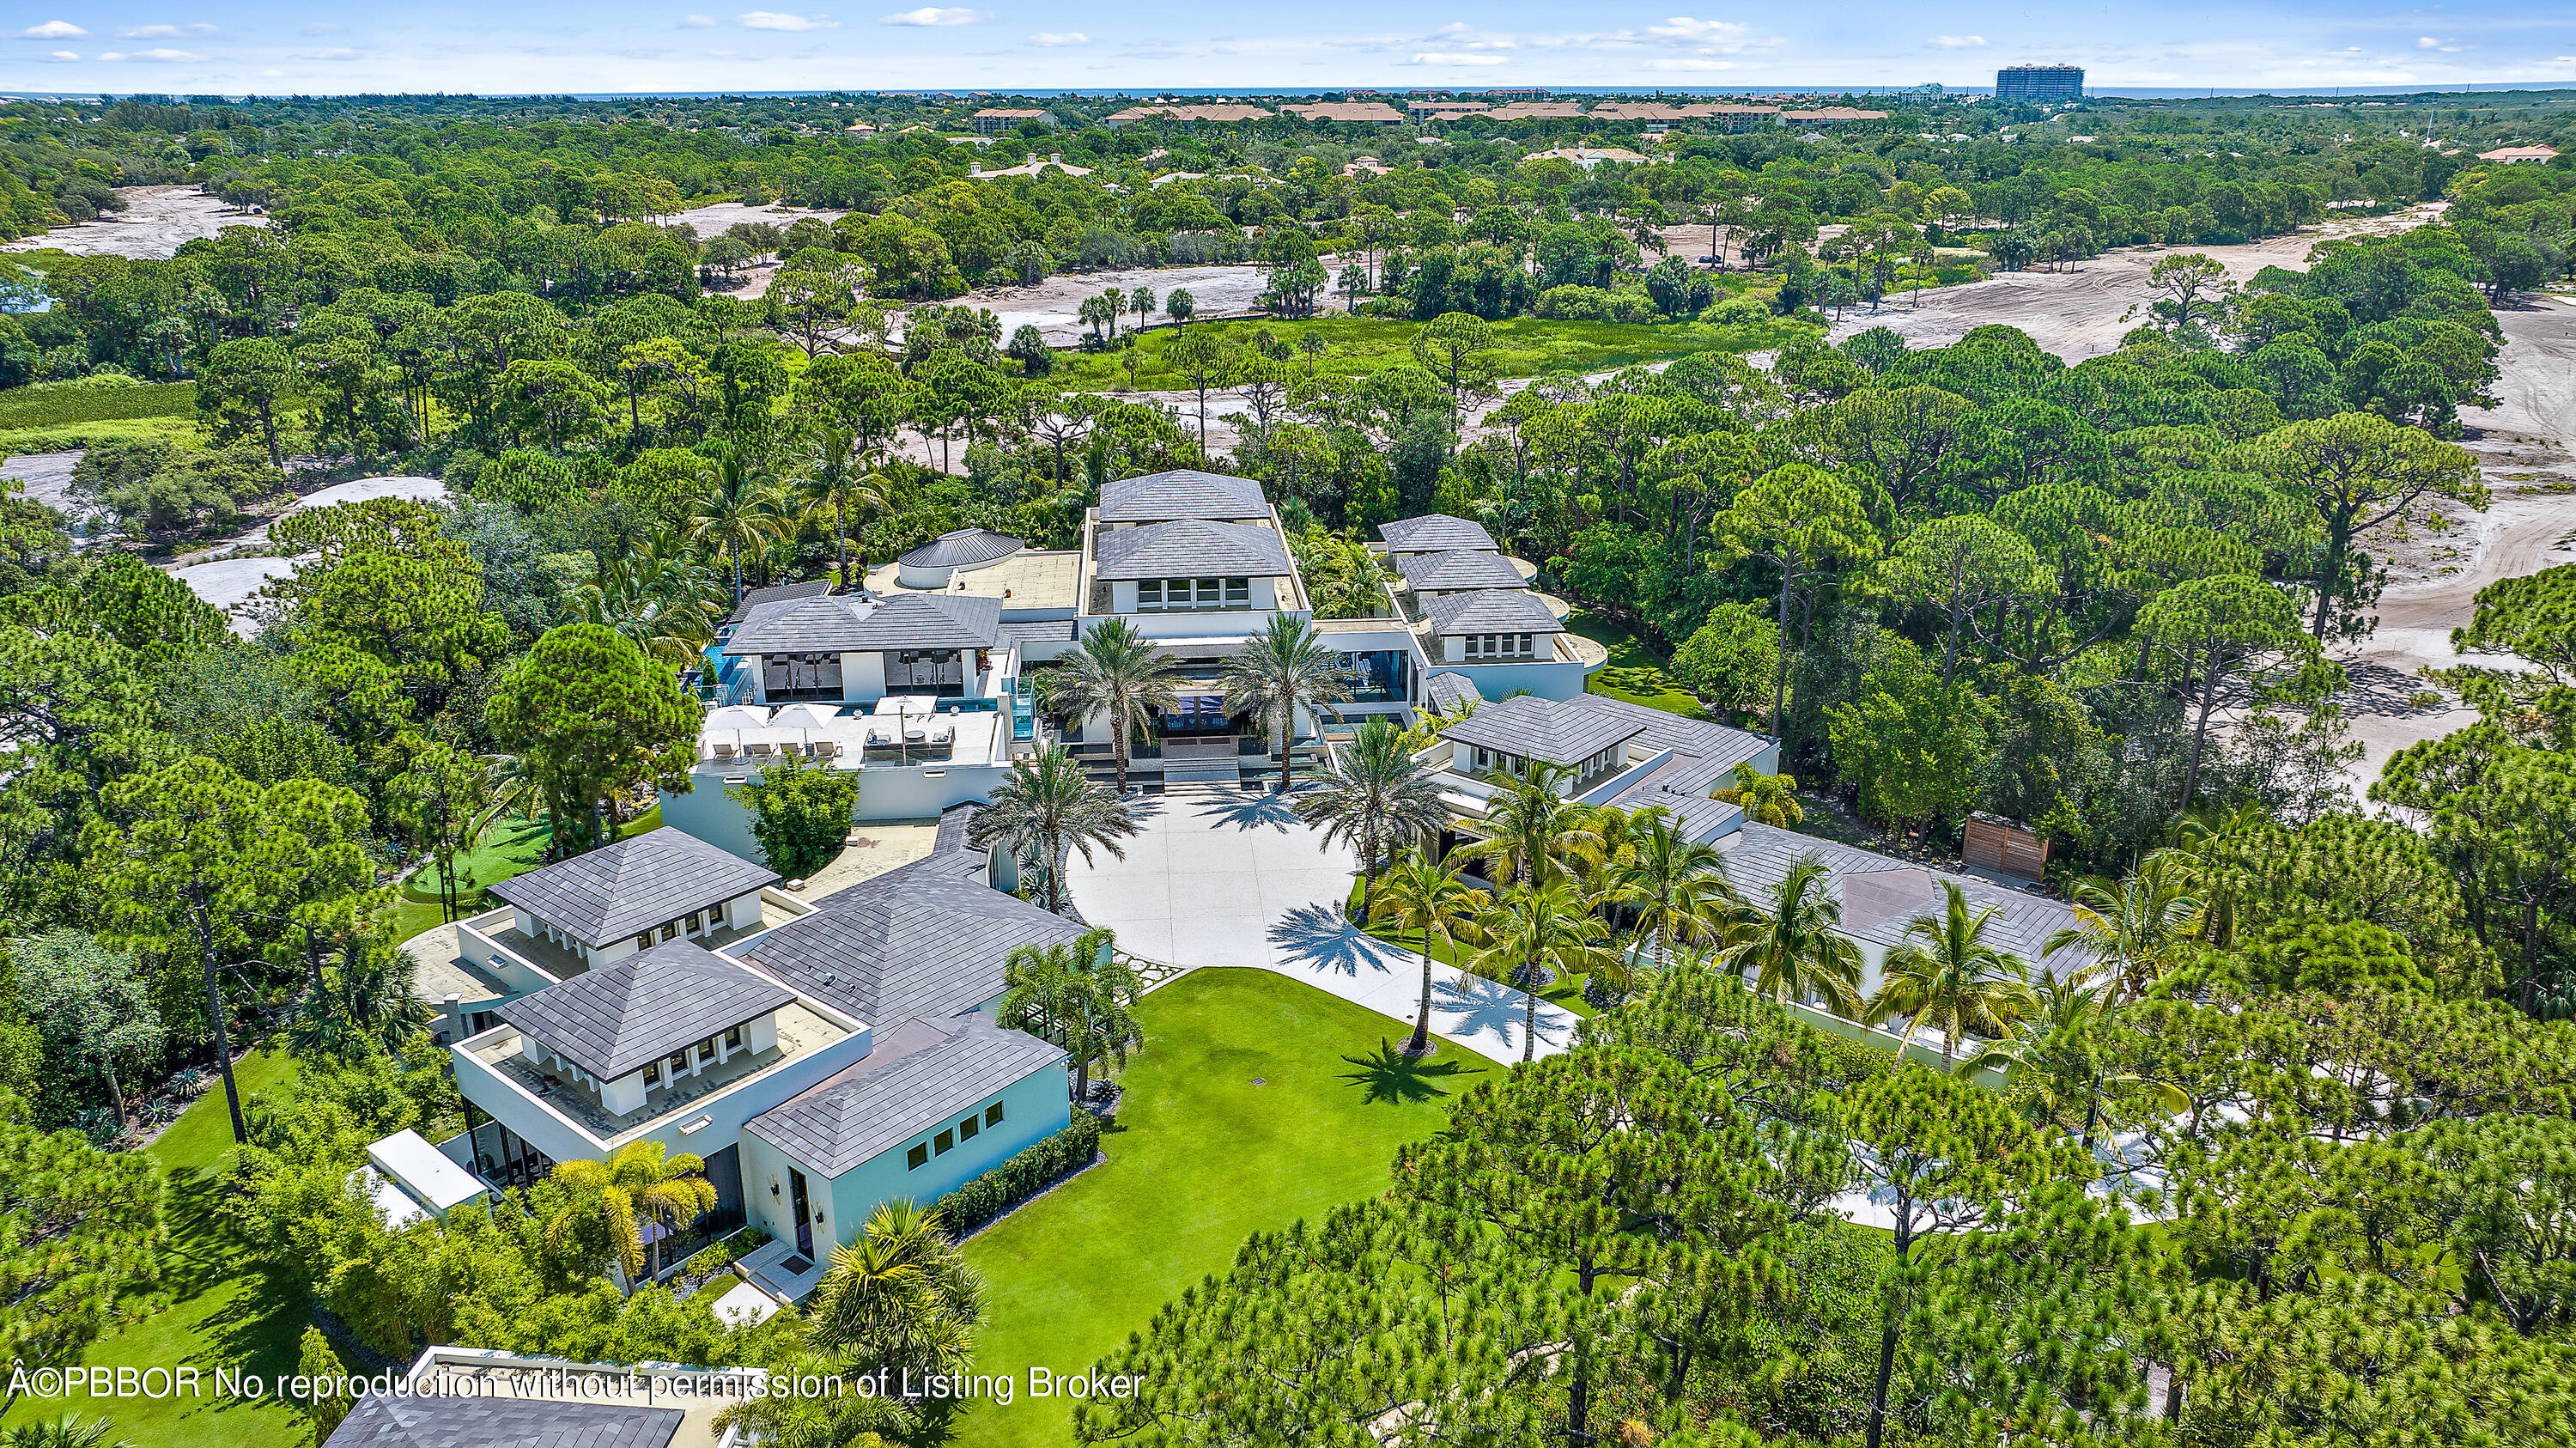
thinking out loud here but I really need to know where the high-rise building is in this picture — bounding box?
[1995,65,2085,101]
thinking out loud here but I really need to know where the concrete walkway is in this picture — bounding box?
[1067,786,1577,1062]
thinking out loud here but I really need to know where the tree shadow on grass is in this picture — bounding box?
[1337,1041,1491,1105]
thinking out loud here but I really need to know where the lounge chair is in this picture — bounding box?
[744,740,774,757]
[712,740,736,762]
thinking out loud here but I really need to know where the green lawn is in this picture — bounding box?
[1566,610,1706,718]
[946,969,1498,1448]
[0,380,197,430]
[393,805,664,941]
[1048,312,1816,392]
[0,1049,313,1448]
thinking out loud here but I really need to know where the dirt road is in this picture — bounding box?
[2,186,265,260]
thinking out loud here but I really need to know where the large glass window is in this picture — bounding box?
[762,651,843,700]
[891,649,965,691]
[1138,577,1252,611]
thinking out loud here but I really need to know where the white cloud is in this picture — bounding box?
[1644,17,1750,43]
[739,11,840,29]
[1929,34,1986,49]
[303,47,363,60]
[301,21,342,34]
[101,48,204,61]
[17,20,87,39]
[878,7,987,23]
[44,50,77,60]
[1643,57,1736,70]
[681,14,715,25]
[1407,52,1507,64]
[122,24,219,38]
[1030,31,1089,46]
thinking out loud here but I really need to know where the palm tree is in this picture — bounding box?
[1455,765,1603,890]
[2044,851,2204,1005]
[1,1416,136,1448]
[808,1201,984,1378]
[1220,614,1356,793]
[1368,845,1491,1057]
[999,928,1141,1102]
[576,527,726,666]
[1470,879,1616,1062]
[1953,970,2189,1149]
[969,745,1139,913]
[1612,810,1742,969]
[686,444,791,607]
[1724,856,1864,1018]
[799,428,903,587]
[544,1140,718,1288]
[1864,881,2038,1069]
[1038,619,1182,790]
[1712,762,1804,827]
[1296,718,1448,921]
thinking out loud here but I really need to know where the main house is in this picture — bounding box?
[666,526,1084,855]
[441,808,1085,1302]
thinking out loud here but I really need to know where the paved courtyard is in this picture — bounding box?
[1067,787,1577,1062]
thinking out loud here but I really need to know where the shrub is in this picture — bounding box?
[930,1111,1103,1238]
[1701,295,1773,327]
[1533,285,1658,323]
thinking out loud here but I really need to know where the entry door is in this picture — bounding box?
[788,1168,814,1259]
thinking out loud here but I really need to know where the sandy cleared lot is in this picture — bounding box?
[672,201,845,302]
[948,264,1286,344]
[2337,295,2576,805]
[2,186,266,260]
[1824,204,2448,362]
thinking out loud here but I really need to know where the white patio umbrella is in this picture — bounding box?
[705,704,773,732]
[769,703,843,733]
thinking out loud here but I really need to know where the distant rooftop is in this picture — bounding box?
[1419,587,1564,637]
[1094,519,1295,580]
[723,591,1005,656]
[901,527,1023,569]
[1378,513,1498,553]
[1396,548,1529,593]
[1097,468,1270,523]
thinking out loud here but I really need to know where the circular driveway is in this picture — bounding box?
[1067,787,1575,1062]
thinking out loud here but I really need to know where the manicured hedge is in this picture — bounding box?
[930,1112,1103,1238]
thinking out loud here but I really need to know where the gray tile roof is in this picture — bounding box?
[1441,694,1647,767]
[1397,549,1530,593]
[489,829,780,949]
[932,800,985,858]
[1420,588,1565,637]
[1097,468,1269,523]
[723,592,1005,656]
[1424,671,1484,716]
[497,940,795,1080]
[326,1392,680,1448]
[1378,513,1498,553]
[1716,824,2088,966]
[1093,520,1294,580]
[902,528,1024,568]
[744,1013,1063,1176]
[726,578,833,625]
[732,859,1089,1023]
[1584,696,1774,802]
[997,618,1078,645]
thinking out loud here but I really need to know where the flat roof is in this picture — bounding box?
[368,1129,489,1214]
[860,550,1084,612]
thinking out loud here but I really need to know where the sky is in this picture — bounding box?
[3,3,2574,97]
